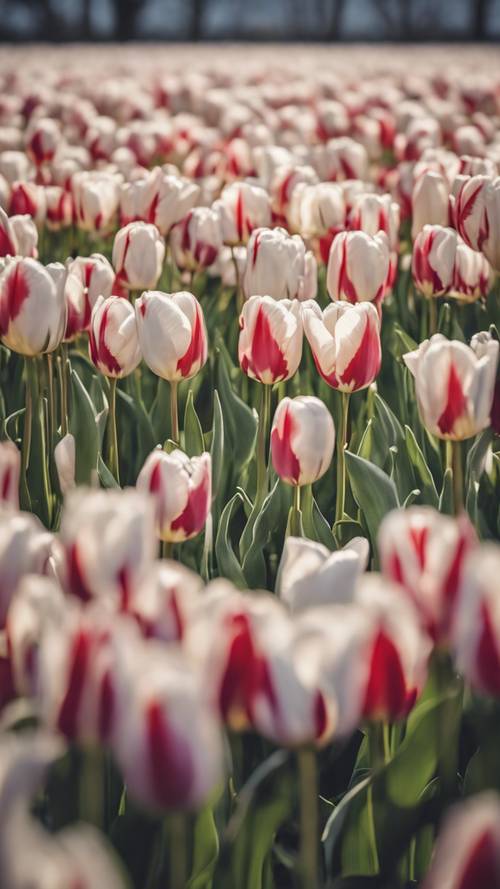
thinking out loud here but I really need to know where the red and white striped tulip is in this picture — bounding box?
[89,295,141,379]
[451,239,493,302]
[411,170,450,238]
[455,174,500,271]
[0,209,37,258]
[302,300,382,392]
[270,163,318,222]
[112,221,165,292]
[72,171,119,233]
[170,206,223,271]
[215,181,272,246]
[327,230,390,307]
[403,332,499,440]
[9,181,46,224]
[243,227,317,302]
[238,295,303,384]
[412,224,457,298]
[137,448,211,543]
[288,182,346,262]
[0,258,66,356]
[349,193,400,253]
[126,560,203,643]
[0,508,53,628]
[135,290,207,382]
[0,440,20,510]
[277,535,369,613]
[44,185,73,231]
[121,168,200,234]
[25,117,60,166]
[453,544,500,697]
[379,506,477,644]
[67,253,115,310]
[271,396,335,486]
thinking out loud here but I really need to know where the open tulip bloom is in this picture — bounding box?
[1,45,500,889]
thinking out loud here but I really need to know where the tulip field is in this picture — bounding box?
[1,42,500,889]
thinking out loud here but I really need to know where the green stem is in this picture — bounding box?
[169,812,187,889]
[170,380,179,444]
[21,358,34,484]
[162,540,174,559]
[429,297,438,337]
[107,378,120,485]
[46,353,56,445]
[367,783,380,874]
[231,245,243,313]
[451,439,463,515]
[58,343,69,436]
[79,747,104,830]
[297,747,318,889]
[334,392,350,526]
[290,484,302,537]
[256,383,271,503]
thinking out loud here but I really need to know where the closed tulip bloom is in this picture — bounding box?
[126,560,203,643]
[238,295,303,384]
[89,295,141,379]
[455,175,500,271]
[412,225,457,297]
[277,535,369,613]
[25,117,60,165]
[0,507,53,627]
[170,206,223,271]
[112,221,165,292]
[135,290,207,382]
[45,185,73,231]
[59,488,156,607]
[327,230,390,307]
[271,396,335,486]
[349,193,400,252]
[288,182,346,256]
[0,210,19,258]
[270,163,318,221]
[453,544,500,697]
[6,575,65,697]
[411,170,450,238]
[64,269,92,341]
[303,300,381,392]
[451,239,493,302]
[67,253,115,310]
[138,169,200,235]
[137,448,211,543]
[114,644,223,811]
[54,433,76,495]
[72,171,119,233]
[379,506,477,643]
[0,440,20,509]
[403,333,499,440]
[243,227,317,302]
[0,208,37,258]
[214,181,272,246]
[422,794,500,889]
[9,180,46,224]
[0,258,66,356]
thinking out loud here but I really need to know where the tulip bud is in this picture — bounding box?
[327,231,390,307]
[379,506,477,643]
[277,536,369,613]
[67,253,115,310]
[238,295,303,384]
[113,644,223,811]
[288,182,346,259]
[412,224,457,297]
[349,193,400,252]
[243,227,317,302]
[422,794,500,889]
[59,488,156,607]
[121,169,200,235]
[170,206,223,271]
[9,181,46,224]
[54,433,76,495]
[25,117,60,165]
[9,214,38,258]
[0,257,66,356]
[0,508,53,628]
[6,574,65,697]
[303,300,382,392]
[451,239,493,303]
[214,181,272,246]
[89,295,141,379]
[270,163,318,222]
[137,448,211,543]
[411,170,450,238]
[112,221,165,292]
[72,170,119,233]
[453,544,500,697]
[271,396,335,486]
[127,560,203,642]
[455,174,500,271]
[45,185,73,231]
[0,209,17,257]
[403,333,499,440]
[312,137,369,182]
[0,440,20,510]
[135,290,207,382]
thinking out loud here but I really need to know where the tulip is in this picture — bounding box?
[72,170,119,233]
[277,535,369,613]
[135,290,207,441]
[45,185,73,231]
[238,295,303,384]
[54,433,76,495]
[0,208,37,258]
[0,507,53,628]
[269,163,318,223]
[412,224,457,299]
[0,210,20,258]
[453,544,500,697]
[271,396,335,486]
[455,174,500,270]
[0,151,30,185]
[451,239,493,303]
[326,231,390,308]
[0,258,66,356]
[0,440,20,509]
[112,221,165,292]
[403,333,499,441]
[349,193,400,252]
[312,137,369,182]
[379,506,477,644]
[25,117,60,165]
[9,181,46,224]
[6,574,65,697]
[411,170,450,238]
[214,181,272,246]
[288,182,346,263]
[59,488,156,608]
[126,560,203,642]
[422,793,500,889]
[170,206,223,271]
[113,643,223,810]
[89,295,141,379]
[243,227,317,302]
[121,168,200,235]
[137,448,211,544]
[66,253,115,311]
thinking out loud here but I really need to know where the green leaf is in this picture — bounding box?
[439,468,454,515]
[215,493,247,589]
[242,480,283,589]
[69,368,99,485]
[184,389,205,457]
[466,429,493,520]
[404,426,439,507]
[187,805,220,889]
[97,454,120,489]
[210,391,225,500]
[216,348,257,477]
[344,451,399,556]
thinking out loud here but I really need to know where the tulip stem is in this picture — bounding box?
[451,440,463,515]
[57,344,69,437]
[46,353,56,446]
[429,297,438,337]
[107,378,120,485]
[162,540,174,559]
[170,381,179,445]
[21,358,34,487]
[256,383,271,503]
[334,392,350,528]
[231,246,243,313]
[297,746,318,889]
[169,812,187,889]
[290,484,302,537]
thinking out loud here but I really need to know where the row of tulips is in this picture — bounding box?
[0,49,499,889]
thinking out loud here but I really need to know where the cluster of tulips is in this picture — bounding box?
[0,47,499,889]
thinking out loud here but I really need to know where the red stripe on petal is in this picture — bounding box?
[246,305,288,383]
[475,602,500,697]
[170,466,210,539]
[271,405,301,484]
[458,830,500,889]
[339,313,381,391]
[57,630,90,740]
[437,361,468,436]
[363,630,408,721]
[177,304,206,378]
[147,699,194,808]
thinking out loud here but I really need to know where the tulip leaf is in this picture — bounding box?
[404,426,439,507]
[69,368,99,486]
[465,428,493,520]
[187,805,220,889]
[97,454,120,489]
[439,468,454,515]
[116,387,156,481]
[242,479,282,589]
[344,451,399,556]
[216,347,257,477]
[215,492,247,589]
[210,390,225,501]
[184,389,205,457]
